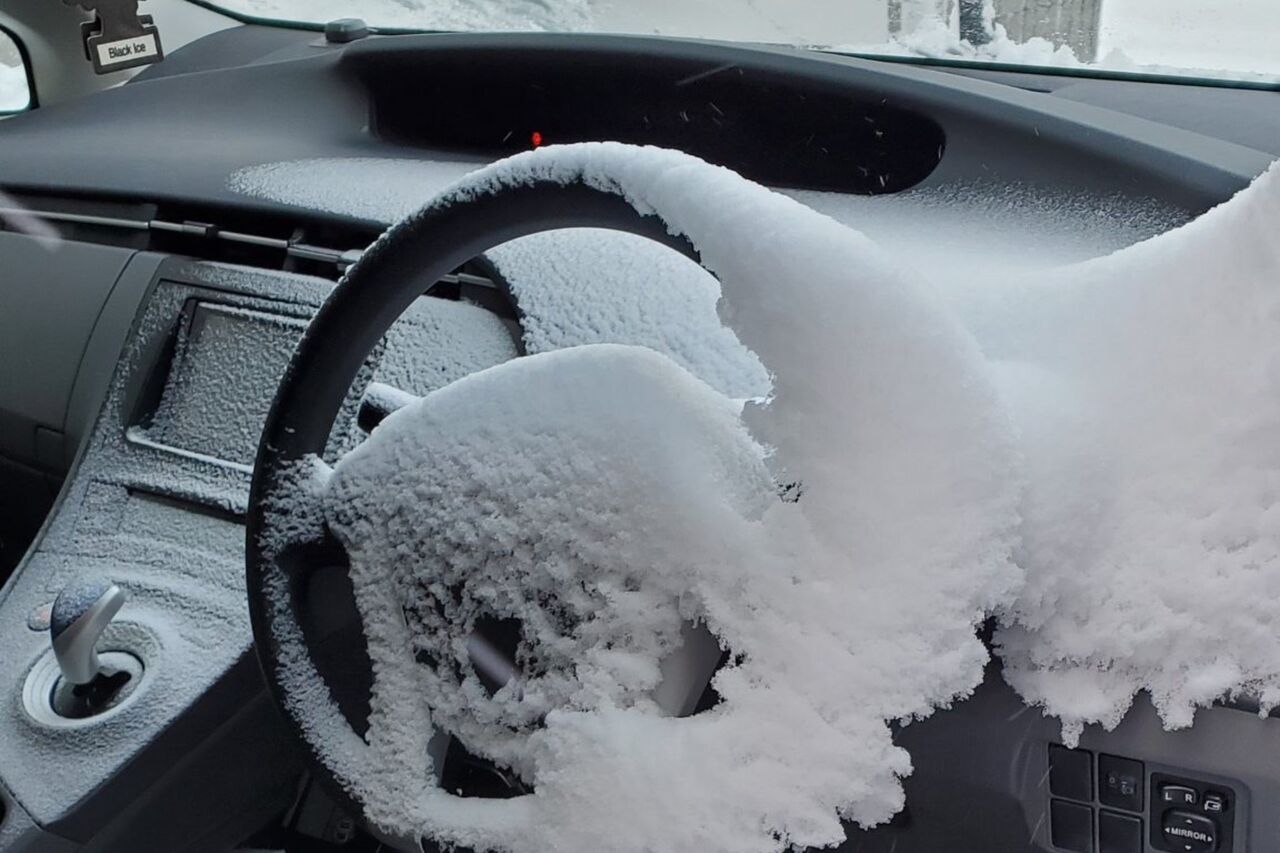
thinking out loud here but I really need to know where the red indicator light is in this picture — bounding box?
[531,131,544,148]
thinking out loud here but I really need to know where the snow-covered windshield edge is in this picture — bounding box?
[187,0,1280,90]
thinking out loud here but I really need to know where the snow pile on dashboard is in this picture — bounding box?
[789,184,1185,283]
[321,143,1022,853]
[988,161,1280,743]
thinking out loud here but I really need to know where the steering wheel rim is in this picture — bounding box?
[245,173,709,833]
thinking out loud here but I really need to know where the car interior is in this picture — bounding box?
[0,1,1278,852]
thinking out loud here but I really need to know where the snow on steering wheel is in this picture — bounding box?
[245,143,1021,853]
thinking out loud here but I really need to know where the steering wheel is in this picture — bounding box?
[246,143,1017,853]
[245,152,726,843]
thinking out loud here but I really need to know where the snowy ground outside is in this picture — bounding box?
[0,33,27,112]
[840,0,1280,85]
[211,0,1280,83]
[1099,0,1279,76]
[2,0,1273,111]
[196,0,888,47]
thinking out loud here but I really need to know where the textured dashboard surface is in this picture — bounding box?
[0,256,515,828]
[0,261,328,825]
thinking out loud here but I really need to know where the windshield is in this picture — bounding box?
[204,0,1280,86]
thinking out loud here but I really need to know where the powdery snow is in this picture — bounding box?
[984,161,1280,744]
[231,157,770,399]
[303,142,1022,852]
[795,158,1280,751]
[487,230,769,399]
[230,158,482,224]
[230,158,1187,279]
[378,295,519,396]
[216,0,592,33]
[789,183,1184,285]
[228,156,1186,402]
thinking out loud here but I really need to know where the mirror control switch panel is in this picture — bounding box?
[1151,772,1236,853]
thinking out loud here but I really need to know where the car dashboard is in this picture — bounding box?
[0,22,1278,853]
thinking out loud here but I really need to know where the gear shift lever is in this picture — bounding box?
[50,578,127,685]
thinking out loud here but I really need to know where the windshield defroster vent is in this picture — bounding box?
[0,192,379,278]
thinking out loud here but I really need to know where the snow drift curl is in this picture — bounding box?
[320,142,1022,853]
[987,161,1280,744]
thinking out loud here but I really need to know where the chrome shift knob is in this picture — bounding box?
[50,578,127,685]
